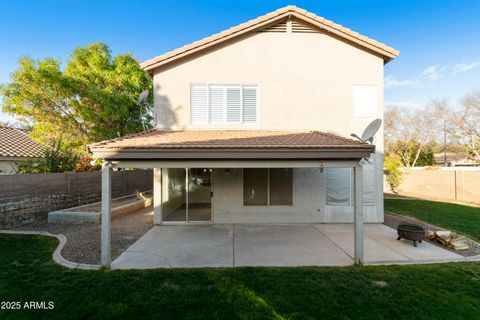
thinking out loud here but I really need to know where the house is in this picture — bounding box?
[434,152,479,167]
[89,5,399,266]
[0,126,43,174]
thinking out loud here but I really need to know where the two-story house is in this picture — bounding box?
[89,5,398,267]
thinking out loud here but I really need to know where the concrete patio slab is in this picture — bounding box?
[111,225,233,269]
[111,223,466,269]
[313,224,409,262]
[234,225,352,266]
[364,224,464,262]
[314,224,464,263]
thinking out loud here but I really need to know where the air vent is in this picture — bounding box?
[258,20,287,33]
[291,19,320,33]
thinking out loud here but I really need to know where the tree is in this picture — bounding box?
[385,105,439,167]
[1,42,152,150]
[432,92,480,163]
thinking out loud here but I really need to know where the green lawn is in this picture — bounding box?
[1,234,480,319]
[385,199,480,242]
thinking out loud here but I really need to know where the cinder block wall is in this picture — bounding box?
[384,169,480,204]
[0,170,153,227]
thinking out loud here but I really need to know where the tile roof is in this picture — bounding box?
[0,126,44,158]
[141,5,399,72]
[89,129,374,152]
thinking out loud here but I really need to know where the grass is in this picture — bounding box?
[385,199,480,242]
[1,234,480,319]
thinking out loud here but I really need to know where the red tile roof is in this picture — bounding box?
[0,126,44,158]
[89,129,374,153]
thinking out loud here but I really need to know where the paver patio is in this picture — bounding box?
[111,223,465,269]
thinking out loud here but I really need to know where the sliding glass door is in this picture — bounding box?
[162,168,212,223]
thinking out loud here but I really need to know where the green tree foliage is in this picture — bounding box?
[384,154,404,194]
[386,140,435,167]
[1,42,152,149]
[16,143,80,174]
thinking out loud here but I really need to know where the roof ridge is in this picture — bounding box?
[141,5,399,72]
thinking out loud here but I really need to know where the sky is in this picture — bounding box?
[1,0,480,122]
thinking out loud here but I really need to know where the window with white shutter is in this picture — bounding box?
[191,84,257,125]
[243,86,257,123]
[191,85,208,124]
[226,86,241,123]
[209,85,225,123]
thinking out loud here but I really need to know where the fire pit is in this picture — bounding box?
[397,224,426,247]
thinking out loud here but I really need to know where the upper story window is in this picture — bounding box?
[191,84,258,125]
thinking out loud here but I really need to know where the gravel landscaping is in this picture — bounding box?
[11,206,153,264]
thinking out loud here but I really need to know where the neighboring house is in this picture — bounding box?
[434,152,479,167]
[0,126,43,174]
[89,5,399,266]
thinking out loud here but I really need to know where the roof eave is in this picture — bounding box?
[90,147,375,161]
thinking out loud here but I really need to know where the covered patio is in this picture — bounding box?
[110,223,465,269]
[89,130,377,268]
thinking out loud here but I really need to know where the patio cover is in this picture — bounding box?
[88,129,374,161]
[89,129,371,268]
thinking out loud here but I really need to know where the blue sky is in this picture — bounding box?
[1,0,480,122]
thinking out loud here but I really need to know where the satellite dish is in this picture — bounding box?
[350,119,382,144]
[137,89,149,105]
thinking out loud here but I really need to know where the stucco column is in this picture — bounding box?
[101,164,112,267]
[153,168,162,224]
[353,162,364,265]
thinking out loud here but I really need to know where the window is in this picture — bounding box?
[269,168,293,205]
[243,168,293,206]
[243,169,268,205]
[353,85,377,118]
[326,166,376,206]
[191,84,258,124]
[326,168,352,206]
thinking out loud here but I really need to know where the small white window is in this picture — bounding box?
[326,168,352,206]
[353,85,377,118]
[191,84,257,125]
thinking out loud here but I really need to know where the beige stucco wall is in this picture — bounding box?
[152,29,385,223]
[212,168,379,223]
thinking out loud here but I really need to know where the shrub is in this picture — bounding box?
[75,156,101,172]
[16,143,80,174]
[384,154,404,194]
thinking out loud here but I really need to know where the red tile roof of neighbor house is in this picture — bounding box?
[88,130,374,153]
[141,5,399,72]
[0,126,44,158]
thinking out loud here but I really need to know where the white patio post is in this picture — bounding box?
[101,163,112,268]
[353,161,364,265]
[153,168,162,224]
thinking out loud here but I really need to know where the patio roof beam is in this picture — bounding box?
[110,160,361,169]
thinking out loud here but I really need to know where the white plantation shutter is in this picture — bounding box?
[191,84,258,124]
[243,86,257,123]
[210,86,225,123]
[191,85,208,124]
[226,86,241,123]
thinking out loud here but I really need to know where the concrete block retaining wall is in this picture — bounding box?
[0,170,153,227]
